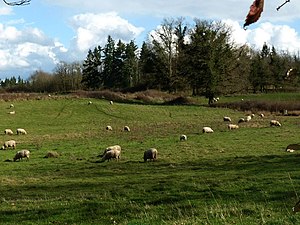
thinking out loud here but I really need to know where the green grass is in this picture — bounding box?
[0,95,299,224]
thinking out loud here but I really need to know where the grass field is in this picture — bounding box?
[0,93,299,224]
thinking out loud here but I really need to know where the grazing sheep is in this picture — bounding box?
[44,151,60,158]
[1,140,16,150]
[260,113,265,118]
[270,120,281,127]
[106,125,113,131]
[124,126,130,132]
[180,134,187,141]
[144,148,158,162]
[228,124,239,130]
[286,144,300,152]
[238,118,245,123]
[9,104,14,108]
[245,115,252,122]
[8,111,15,115]
[16,128,27,135]
[202,127,214,133]
[223,116,231,122]
[99,145,121,157]
[101,149,121,162]
[4,129,13,135]
[88,101,92,105]
[13,150,30,161]
[109,101,114,105]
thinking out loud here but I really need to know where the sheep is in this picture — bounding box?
[44,151,60,158]
[245,115,252,122]
[144,148,158,162]
[16,128,27,135]
[286,144,300,152]
[238,118,245,123]
[4,129,13,135]
[124,126,130,132]
[223,116,231,122]
[180,134,187,141]
[13,150,30,161]
[106,125,113,131]
[109,101,114,105]
[101,149,121,162]
[202,127,214,133]
[88,101,92,105]
[270,120,281,127]
[1,140,16,150]
[228,124,239,130]
[260,113,265,118]
[99,145,121,157]
[8,111,15,115]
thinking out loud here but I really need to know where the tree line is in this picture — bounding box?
[1,18,299,100]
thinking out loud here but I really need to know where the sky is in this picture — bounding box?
[0,0,300,80]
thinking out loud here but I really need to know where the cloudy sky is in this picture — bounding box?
[0,0,299,79]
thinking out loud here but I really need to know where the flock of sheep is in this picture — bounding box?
[2,104,30,162]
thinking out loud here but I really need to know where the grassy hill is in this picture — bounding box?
[0,94,299,224]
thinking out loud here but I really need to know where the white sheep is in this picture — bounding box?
[9,104,14,108]
[4,129,13,135]
[202,127,214,133]
[109,101,114,105]
[99,145,121,157]
[106,125,113,131]
[144,148,158,162]
[1,140,16,150]
[13,149,30,161]
[124,126,130,132]
[245,115,252,122]
[101,149,121,162]
[16,128,27,135]
[8,111,15,115]
[270,120,281,127]
[180,134,187,141]
[88,101,92,105]
[223,116,231,122]
[228,124,239,130]
[260,113,265,118]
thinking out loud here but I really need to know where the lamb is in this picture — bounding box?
[180,134,187,141]
[124,126,130,132]
[228,124,239,130]
[144,148,158,162]
[13,150,30,161]
[223,116,231,122]
[106,125,113,131]
[101,149,121,162]
[202,127,214,133]
[1,140,16,150]
[4,129,13,135]
[16,128,27,135]
[270,120,281,127]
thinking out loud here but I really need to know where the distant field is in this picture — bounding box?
[0,94,299,224]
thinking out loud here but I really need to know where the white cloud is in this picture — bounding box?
[68,12,144,56]
[0,6,12,16]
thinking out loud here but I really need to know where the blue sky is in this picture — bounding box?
[0,0,299,80]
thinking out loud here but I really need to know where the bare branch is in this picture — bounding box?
[2,0,30,6]
[276,0,290,11]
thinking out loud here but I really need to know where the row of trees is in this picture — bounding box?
[1,18,299,100]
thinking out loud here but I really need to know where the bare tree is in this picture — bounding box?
[3,0,30,6]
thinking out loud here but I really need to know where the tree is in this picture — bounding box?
[185,19,237,103]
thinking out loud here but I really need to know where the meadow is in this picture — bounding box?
[0,93,299,224]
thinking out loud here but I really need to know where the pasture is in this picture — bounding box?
[0,94,299,224]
